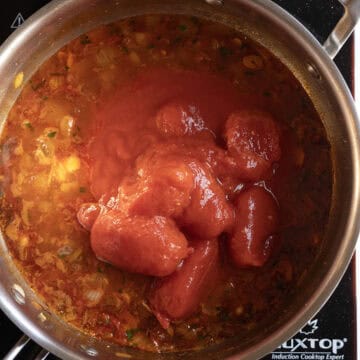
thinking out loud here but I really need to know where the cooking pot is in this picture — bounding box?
[0,1,359,359]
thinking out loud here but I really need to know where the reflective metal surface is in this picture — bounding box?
[0,1,359,359]
[324,0,360,58]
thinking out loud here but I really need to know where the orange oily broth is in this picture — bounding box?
[0,15,331,351]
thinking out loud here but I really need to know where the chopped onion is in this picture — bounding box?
[85,289,104,305]
[57,245,73,257]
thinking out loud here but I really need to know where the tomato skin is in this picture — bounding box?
[149,239,219,328]
[225,110,281,181]
[229,186,279,267]
[156,101,207,137]
[179,160,235,238]
[77,203,101,230]
[91,211,191,277]
[126,154,195,218]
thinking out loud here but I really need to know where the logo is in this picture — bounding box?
[272,319,348,360]
[300,319,319,335]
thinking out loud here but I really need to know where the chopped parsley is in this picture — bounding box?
[79,186,87,193]
[178,24,187,32]
[47,131,57,138]
[125,328,138,341]
[121,46,129,54]
[24,121,34,131]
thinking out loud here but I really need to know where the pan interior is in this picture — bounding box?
[0,1,358,359]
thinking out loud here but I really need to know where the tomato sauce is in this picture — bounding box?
[0,15,332,352]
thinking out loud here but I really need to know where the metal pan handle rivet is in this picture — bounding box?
[205,0,224,6]
[307,63,322,81]
[11,283,26,305]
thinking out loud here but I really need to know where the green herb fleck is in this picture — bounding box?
[24,121,34,131]
[97,266,104,273]
[47,131,57,138]
[30,79,45,91]
[58,253,66,259]
[79,186,87,193]
[125,328,138,341]
[219,47,233,57]
[42,96,49,101]
[147,44,155,49]
[178,24,187,32]
[80,35,91,45]
[121,46,129,54]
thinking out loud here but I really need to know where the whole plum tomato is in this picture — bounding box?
[225,110,281,181]
[229,186,279,267]
[91,211,192,277]
[149,238,219,328]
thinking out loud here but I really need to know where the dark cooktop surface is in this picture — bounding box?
[0,1,355,359]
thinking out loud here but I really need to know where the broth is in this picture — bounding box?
[0,15,332,352]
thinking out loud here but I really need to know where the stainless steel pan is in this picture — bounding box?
[0,1,359,359]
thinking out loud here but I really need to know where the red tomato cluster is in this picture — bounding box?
[78,103,281,328]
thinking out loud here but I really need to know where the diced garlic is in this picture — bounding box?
[64,156,80,173]
[232,37,243,47]
[96,47,116,67]
[5,215,21,241]
[21,200,34,226]
[60,115,75,137]
[18,235,29,261]
[235,305,244,315]
[129,51,141,65]
[134,32,149,46]
[60,181,78,192]
[66,52,74,68]
[34,148,53,165]
[14,141,24,156]
[49,75,65,90]
[242,55,264,70]
[54,162,67,182]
